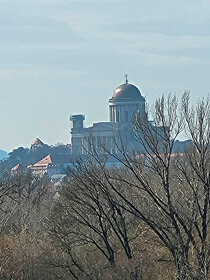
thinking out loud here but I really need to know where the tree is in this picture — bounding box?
[0,170,53,280]
[85,93,209,280]
[46,158,139,279]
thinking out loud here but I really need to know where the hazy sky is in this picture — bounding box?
[1,0,210,151]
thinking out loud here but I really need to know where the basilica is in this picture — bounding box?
[8,78,186,178]
[70,77,146,156]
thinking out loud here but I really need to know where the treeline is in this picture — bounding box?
[0,93,209,280]
[0,144,71,170]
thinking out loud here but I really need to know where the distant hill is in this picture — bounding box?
[0,150,8,160]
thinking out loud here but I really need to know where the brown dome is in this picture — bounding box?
[112,83,142,100]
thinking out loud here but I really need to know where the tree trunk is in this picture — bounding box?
[175,254,189,280]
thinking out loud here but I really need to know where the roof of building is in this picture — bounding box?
[11,163,21,171]
[111,83,143,100]
[31,138,45,147]
[29,154,53,169]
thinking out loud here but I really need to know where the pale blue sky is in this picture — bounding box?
[1,0,210,151]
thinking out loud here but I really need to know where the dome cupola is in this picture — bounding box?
[109,75,145,123]
[112,83,142,100]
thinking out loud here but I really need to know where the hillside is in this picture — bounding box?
[0,150,8,160]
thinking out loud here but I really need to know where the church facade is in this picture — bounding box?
[70,78,146,157]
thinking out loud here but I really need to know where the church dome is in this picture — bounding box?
[112,83,142,100]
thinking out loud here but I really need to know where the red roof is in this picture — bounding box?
[29,155,53,170]
[31,138,45,146]
[66,144,72,148]
[11,163,21,171]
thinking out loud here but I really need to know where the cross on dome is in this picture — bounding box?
[125,74,128,84]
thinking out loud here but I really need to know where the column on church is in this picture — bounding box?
[115,107,117,122]
[110,106,113,122]
[102,136,106,151]
[97,136,101,152]
[112,106,115,122]
[92,136,96,151]
[119,105,122,122]
[107,136,111,153]
[112,107,114,122]
[81,137,86,154]
[110,136,113,153]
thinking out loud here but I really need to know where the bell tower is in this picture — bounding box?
[70,114,85,155]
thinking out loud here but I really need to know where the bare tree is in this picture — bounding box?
[0,170,53,280]
[46,157,138,272]
[85,93,210,280]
